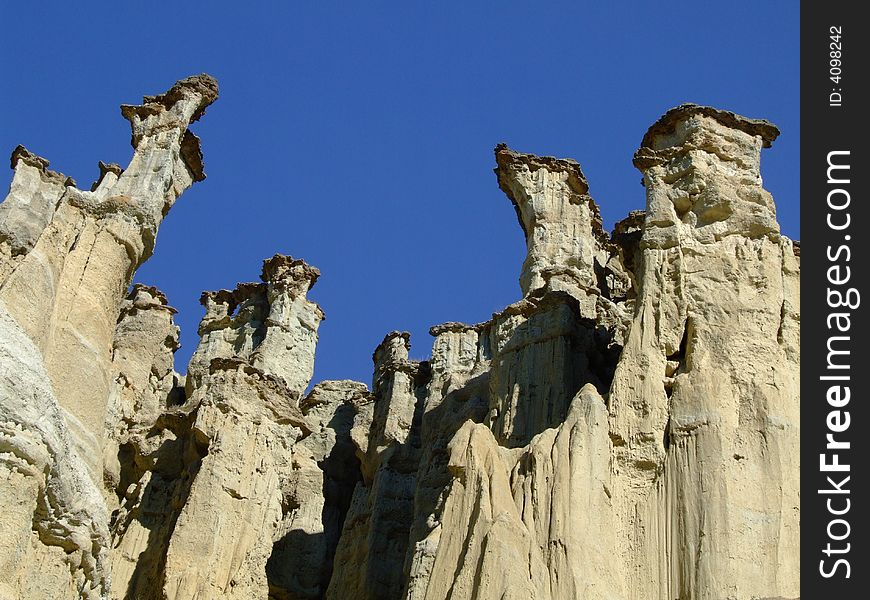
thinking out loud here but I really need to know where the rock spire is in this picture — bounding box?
[0,79,799,600]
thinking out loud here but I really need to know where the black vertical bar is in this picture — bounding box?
[802,1,868,597]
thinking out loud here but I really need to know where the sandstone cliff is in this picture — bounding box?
[0,77,799,600]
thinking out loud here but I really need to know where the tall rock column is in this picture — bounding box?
[327,332,429,600]
[0,75,218,478]
[268,379,370,599]
[494,143,610,307]
[161,359,311,600]
[609,105,800,600]
[159,254,325,599]
[398,146,632,600]
[107,254,368,600]
[489,146,628,447]
[0,75,217,600]
[103,284,184,505]
[186,255,323,393]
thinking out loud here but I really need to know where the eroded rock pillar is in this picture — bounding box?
[494,143,610,306]
[0,75,218,479]
[609,104,800,600]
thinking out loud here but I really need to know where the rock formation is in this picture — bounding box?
[0,75,798,600]
[1,74,218,600]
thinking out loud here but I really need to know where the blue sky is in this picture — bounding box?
[1,2,799,386]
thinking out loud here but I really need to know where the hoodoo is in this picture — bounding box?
[0,77,799,600]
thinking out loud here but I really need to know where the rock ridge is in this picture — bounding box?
[0,81,799,600]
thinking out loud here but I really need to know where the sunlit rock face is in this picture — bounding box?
[611,105,799,600]
[0,79,798,600]
[0,74,217,600]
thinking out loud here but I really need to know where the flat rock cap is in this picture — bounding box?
[640,103,780,149]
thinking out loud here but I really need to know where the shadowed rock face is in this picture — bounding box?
[0,85,799,600]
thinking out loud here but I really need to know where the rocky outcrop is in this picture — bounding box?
[330,109,797,600]
[611,104,799,600]
[187,254,323,394]
[109,252,358,600]
[103,284,184,500]
[271,379,369,599]
[327,332,429,600]
[495,144,608,303]
[0,74,217,600]
[0,80,798,600]
[0,300,110,599]
[0,74,217,484]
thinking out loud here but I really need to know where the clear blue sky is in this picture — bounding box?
[1,2,799,387]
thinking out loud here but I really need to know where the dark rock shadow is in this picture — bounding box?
[398,292,624,594]
[266,402,363,600]
[489,292,623,448]
[116,410,208,600]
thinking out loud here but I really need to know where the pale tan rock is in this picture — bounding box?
[327,333,429,600]
[0,87,799,600]
[0,75,217,599]
[416,419,549,600]
[107,405,203,600]
[104,285,194,600]
[161,361,308,599]
[0,147,71,281]
[329,113,798,600]
[485,291,616,448]
[508,384,622,600]
[364,332,419,471]
[609,104,799,600]
[103,284,183,499]
[402,360,619,600]
[0,300,110,599]
[131,251,359,600]
[0,75,217,486]
[402,324,491,600]
[108,295,357,600]
[109,284,181,424]
[405,386,619,600]
[495,144,609,304]
[187,254,323,395]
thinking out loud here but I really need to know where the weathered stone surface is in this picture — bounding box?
[415,419,549,600]
[331,112,797,600]
[103,284,183,500]
[0,74,217,599]
[0,147,71,280]
[327,333,429,600]
[113,249,348,600]
[270,380,369,599]
[107,404,202,600]
[0,74,218,490]
[187,254,323,395]
[161,361,307,599]
[510,384,621,600]
[609,105,799,600]
[0,85,798,600]
[495,143,609,306]
[0,300,110,599]
[485,291,618,448]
